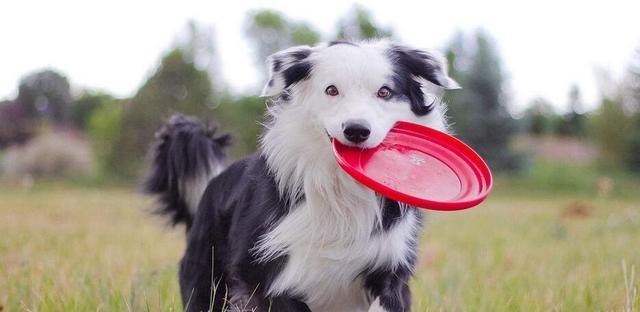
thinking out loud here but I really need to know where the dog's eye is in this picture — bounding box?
[325,85,339,96]
[377,87,392,98]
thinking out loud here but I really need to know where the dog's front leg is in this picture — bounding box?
[225,276,264,311]
[365,267,413,312]
[227,283,311,312]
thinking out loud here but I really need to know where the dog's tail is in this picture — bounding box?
[143,114,230,229]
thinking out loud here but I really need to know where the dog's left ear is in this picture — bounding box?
[261,45,314,97]
[390,45,461,90]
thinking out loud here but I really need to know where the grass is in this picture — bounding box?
[0,187,184,311]
[0,185,638,311]
[413,194,639,311]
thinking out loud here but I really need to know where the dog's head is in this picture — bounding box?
[261,40,459,148]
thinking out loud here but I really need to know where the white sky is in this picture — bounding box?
[1,0,639,113]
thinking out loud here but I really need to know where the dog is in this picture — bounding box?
[144,39,459,312]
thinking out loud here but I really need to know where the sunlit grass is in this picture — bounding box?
[0,187,184,311]
[413,195,639,311]
[0,186,638,311]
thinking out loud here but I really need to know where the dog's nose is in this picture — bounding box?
[343,120,371,144]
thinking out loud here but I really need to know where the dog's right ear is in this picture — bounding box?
[260,45,314,97]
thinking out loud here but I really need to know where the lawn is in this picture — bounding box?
[0,185,638,311]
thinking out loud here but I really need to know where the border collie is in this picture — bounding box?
[144,40,459,312]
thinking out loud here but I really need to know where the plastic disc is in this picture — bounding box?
[333,121,493,211]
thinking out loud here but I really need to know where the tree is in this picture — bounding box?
[0,100,34,148]
[87,100,124,177]
[523,97,556,136]
[105,21,224,178]
[555,85,586,137]
[624,113,640,171]
[214,95,266,159]
[245,10,320,79]
[623,44,640,170]
[71,91,116,130]
[589,95,631,166]
[336,5,393,40]
[113,48,217,177]
[16,69,72,125]
[180,21,221,87]
[445,30,522,171]
[624,46,640,113]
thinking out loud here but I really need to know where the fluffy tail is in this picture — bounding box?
[143,114,230,229]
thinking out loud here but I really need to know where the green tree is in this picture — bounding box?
[87,100,124,177]
[107,21,223,178]
[336,5,393,40]
[590,96,631,167]
[16,69,72,125]
[524,97,556,135]
[246,10,320,78]
[181,21,220,86]
[113,48,217,177]
[214,95,266,159]
[71,91,116,130]
[623,45,640,170]
[555,85,586,137]
[445,30,521,171]
[624,113,640,171]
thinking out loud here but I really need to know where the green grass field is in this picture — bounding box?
[1,185,638,311]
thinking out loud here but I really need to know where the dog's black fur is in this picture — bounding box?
[144,116,418,311]
[144,114,230,229]
[142,41,462,312]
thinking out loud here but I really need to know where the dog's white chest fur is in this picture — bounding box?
[255,81,435,310]
[254,181,419,312]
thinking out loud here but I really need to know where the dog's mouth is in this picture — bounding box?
[325,129,381,149]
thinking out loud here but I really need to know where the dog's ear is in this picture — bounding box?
[390,45,460,90]
[261,45,314,97]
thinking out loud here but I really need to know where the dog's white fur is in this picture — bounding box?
[254,41,451,311]
[180,161,225,215]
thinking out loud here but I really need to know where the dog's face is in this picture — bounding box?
[261,40,459,148]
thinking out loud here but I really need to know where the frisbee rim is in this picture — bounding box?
[332,121,493,211]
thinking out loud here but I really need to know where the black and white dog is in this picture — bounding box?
[145,40,459,312]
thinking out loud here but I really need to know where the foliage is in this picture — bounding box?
[625,47,640,113]
[113,48,217,178]
[554,85,587,137]
[445,30,522,171]
[0,100,35,148]
[291,23,321,46]
[624,113,640,171]
[523,97,556,135]
[246,10,321,79]
[71,91,116,130]
[16,69,72,125]
[622,46,640,171]
[1,131,94,180]
[87,101,124,177]
[214,95,266,159]
[589,96,632,167]
[336,5,393,40]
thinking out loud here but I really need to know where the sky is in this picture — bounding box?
[1,0,639,113]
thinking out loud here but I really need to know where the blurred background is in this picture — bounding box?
[1,1,639,311]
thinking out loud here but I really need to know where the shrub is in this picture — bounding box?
[1,131,95,180]
[87,102,124,178]
[624,113,640,171]
[71,92,116,130]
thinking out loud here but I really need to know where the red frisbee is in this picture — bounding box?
[333,121,492,211]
